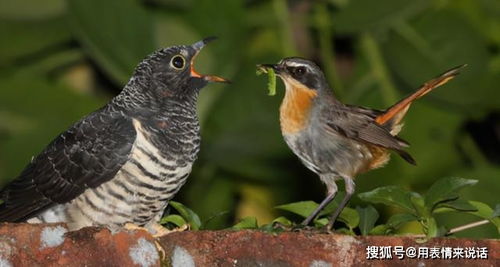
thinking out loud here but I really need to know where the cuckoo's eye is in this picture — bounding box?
[170,55,186,70]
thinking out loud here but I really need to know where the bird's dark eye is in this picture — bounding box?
[295,66,306,76]
[170,55,186,70]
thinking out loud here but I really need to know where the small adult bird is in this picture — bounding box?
[258,58,464,230]
[0,37,228,234]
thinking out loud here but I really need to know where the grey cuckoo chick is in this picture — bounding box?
[0,37,228,234]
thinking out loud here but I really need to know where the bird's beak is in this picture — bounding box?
[256,64,283,75]
[190,37,230,83]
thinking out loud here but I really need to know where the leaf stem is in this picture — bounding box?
[447,219,490,235]
[410,219,490,238]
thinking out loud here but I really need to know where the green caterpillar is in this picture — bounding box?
[256,67,276,96]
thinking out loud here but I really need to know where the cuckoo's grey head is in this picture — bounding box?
[258,57,328,92]
[132,37,228,99]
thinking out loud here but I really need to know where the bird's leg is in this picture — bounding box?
[326,177,355,230]
[301,178,338,226]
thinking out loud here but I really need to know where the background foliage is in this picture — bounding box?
[0,0,499,238]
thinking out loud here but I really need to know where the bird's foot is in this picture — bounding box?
[124,223,188,260]
[272,222,316,232]
[123,223,167,260]
[150,222,189,238]
[124,222,148,232]
[319,225,334,234]
[271,221,291,231]
[291,224,316,232]
[149,223,189,261]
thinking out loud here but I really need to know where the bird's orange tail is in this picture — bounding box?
[375,64,466,126]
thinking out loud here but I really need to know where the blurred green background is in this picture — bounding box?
[0,0,499,238]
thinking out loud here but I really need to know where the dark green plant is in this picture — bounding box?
[359,177,500,238]
[160,201,202,230]
[163,177,499,238]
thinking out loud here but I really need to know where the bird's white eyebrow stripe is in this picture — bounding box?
[284,61,314,71]
[285,61,306,67]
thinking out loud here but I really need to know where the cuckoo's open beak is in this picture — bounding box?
[190,37,230,83]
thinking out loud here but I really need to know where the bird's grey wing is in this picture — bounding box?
[0,109,136,222]
[321,106,416,164]
[343,104,383,119]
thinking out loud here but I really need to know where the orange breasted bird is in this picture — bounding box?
[258,58,465,230]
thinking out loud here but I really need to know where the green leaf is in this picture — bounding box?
[314,218,329,227]
[358,186,415,213]
[492,204,500,218]
[232,216,258,230]
[335,228,353,235]
[386,213,419,228]
[66,0,155,84]
[369,224,390,235]
[466,201,500,233]
[259,217,292,233]
[201,210,230,230]
[410,193,430,219]
[169,201,202,230]
[275,201,318,219]
[435,225,449,238]
[436,199,478,212]
[338,207,360,229]
[424,177,478,210]
[425,217,439,238]
[357,205,379,235]
[272,216,293,227]
[159,214,186,227]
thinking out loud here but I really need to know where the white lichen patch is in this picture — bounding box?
[0,241,13,257]
[171,246,194,267]
[0,258,13,267]
[40,226,68,249]
[129,238,159,267]
[310,260,332,267]
[336,235,360,266]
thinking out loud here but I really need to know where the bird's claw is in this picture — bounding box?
[271,221,292,231]
[320,225,334,234]
[151,223,189,238]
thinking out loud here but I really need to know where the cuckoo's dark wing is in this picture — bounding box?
[0,108,136,222]
[321,105,416,165]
